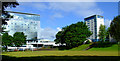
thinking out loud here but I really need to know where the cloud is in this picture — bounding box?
[7,2,103,18]
[104,19,112,28]
[38,28,57,40]
[38,27,62,41]
[32,3,49,11]
[49,2,103,17]
[22,2,103,17]
[49,2,95,12]
[57,27,62,31]
[17,0,119,2]
[50,13,64,20]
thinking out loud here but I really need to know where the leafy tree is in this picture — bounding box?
[54,26,69,45]
[0,1,19,51]
[54,22,92,49]
[13,32,27,46]
[106,27,110,41]
[98,24,106,42]
[109,15,120,42]
[2,32,13,49]
[0,1,19,32]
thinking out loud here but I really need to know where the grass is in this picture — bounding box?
[2,50,118,57]
[2,55,119,61]
[69,44,90,51]
[89,44,118,51]
[2,44,119,61]
[1,44,119,58]
[2,44,119,57]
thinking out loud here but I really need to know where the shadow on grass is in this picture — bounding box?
[2,55,119,61]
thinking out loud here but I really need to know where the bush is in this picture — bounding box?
[90,41,117,48]
[85,40,91,44]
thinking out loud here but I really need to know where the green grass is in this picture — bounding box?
[1,44,119,57]
[69,44,90,51]
[67,44,118,51]
[89,44,118,51]
[2,50,118,57]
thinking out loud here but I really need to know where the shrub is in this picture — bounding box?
[85,40,91,44]
[90,41,117,48]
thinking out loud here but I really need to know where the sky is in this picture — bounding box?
[6,2,118,41]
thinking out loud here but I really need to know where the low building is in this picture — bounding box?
[26,39,60,48]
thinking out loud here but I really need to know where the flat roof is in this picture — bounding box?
[6,11,40,16]
[84,15,103,20]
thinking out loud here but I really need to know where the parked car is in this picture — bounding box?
[14,49,18,51]
[18,45,29,51]
[7,49,15,52]
[30,47,37,51]
[19,48,25,51]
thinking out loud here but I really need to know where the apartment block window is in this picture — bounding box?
[36,41,38,43]
[98,15,103,18]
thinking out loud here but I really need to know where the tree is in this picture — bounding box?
[54,22,92,48]
[109,15,120,42]
[0,1,19,50]
[2,32,13,49]
[98,24,106,42]
[0,1,19,32]
[106,27,110,41]
[13,32,27,46]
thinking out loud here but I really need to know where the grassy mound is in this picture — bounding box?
[88,44,118,51]
[67,44,118,51]
[69,44,90,51]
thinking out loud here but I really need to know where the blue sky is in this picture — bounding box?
[6,2,118,40]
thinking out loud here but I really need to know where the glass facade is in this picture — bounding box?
[5,11,40,40]
[10,12,40,21]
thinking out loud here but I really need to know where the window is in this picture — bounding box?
[98,15,103,18]
[36,41,38,43]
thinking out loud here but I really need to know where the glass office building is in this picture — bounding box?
[4,11,40,40]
